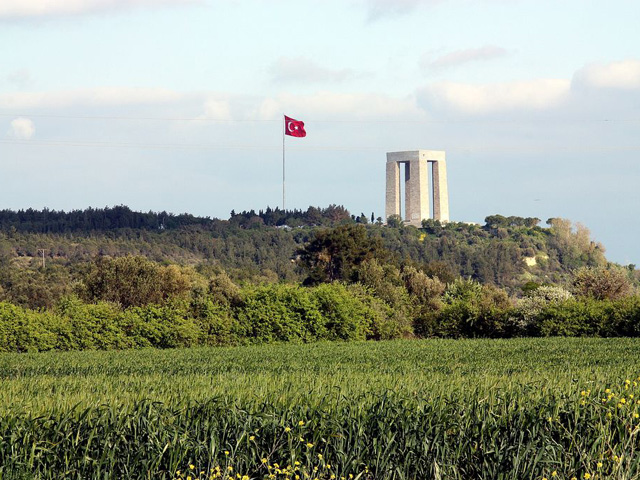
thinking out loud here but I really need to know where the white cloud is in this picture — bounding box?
[251,91,422,121]
[7,117,35,139]
[0,0,199,18]
[6,68,32,87]
[417,79,571,116]
[427,46,508,70]
[0,87,185,110]
[269,57,357,84]
[365,0,439,20]
[201,99,232,121]
[572,59,640,90]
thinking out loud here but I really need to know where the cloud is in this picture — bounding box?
[365,0,438,20]
[0,0,199,19]
[416,59,640,117]
[200,99,232,121]
[418,79,570,116]
[572,59,640,90]
[269,57,357,85]
[426,46,508,70]
[0,87,185,110]
[7,117,35,139]
[6,68,32,87]
[251,91,422,121]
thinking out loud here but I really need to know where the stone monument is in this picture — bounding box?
[385,150,449,227]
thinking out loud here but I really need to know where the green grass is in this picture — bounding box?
[2,338,640,479]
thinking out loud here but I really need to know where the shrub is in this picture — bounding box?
[436,279,514,338]
[82,256,192,308]
[534,298,607,336]
[310,283,374,340]
[122,302,201,349]
[56,296,130,350]
[0,302,59,352]
[514,285,573,332]
[235,284,326,343]
[190,293,239,345]
[572,266,633,300]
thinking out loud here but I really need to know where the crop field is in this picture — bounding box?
[2,338,640,479]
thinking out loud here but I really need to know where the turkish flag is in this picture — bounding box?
[284,115,306,137]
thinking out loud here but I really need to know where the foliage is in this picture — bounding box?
[514,285,574,331]
[0,207,624,303]
[81,256,193,308]
[0,205,353,234]
[297,225,389,285]
[234,283,327,343]
[309,283,377,340]
[435,278,514,338]
[572,265,633,300]
[546,218,606,270]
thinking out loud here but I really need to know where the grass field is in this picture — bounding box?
[2,338,640,479]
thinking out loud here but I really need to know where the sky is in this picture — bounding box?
[1,0,639,264]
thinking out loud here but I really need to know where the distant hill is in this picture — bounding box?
[0,206,611,308]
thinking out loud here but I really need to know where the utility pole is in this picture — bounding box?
[37,249,47,269]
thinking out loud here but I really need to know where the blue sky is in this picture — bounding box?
[1,0,639,264]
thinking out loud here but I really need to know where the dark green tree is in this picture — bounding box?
[81,256,192,308]
[298,225,389,284]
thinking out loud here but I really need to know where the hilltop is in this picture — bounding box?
[0,205,623,310]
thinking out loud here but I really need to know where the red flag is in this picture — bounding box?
[284,115,306,137]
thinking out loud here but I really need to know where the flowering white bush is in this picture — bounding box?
[515,286,573,328]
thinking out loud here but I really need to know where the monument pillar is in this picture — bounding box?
[385,160,400,217]
[431,158,449,222]
[385,150,449,226]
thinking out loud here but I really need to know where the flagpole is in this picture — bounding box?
[282,114,286,211]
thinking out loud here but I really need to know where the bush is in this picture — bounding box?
[0,302,59,352]
[513,285,573,332]
[436,279,514,338]
[531,296,640,337]
[572,266,633,300]
[56,296,131,350]
[310,283,374,341]
[82,256,192,308]
[235,284,326,343]
[534,298,607,336]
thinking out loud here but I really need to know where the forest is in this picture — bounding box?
[0,205,638,352]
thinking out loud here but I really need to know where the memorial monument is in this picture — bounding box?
[385,150,449,227]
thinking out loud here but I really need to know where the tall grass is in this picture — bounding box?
[2,338,640,479]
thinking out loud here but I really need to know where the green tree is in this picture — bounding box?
[298,225,389,284]
[572,266,633,300]
[81,256,192,308]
